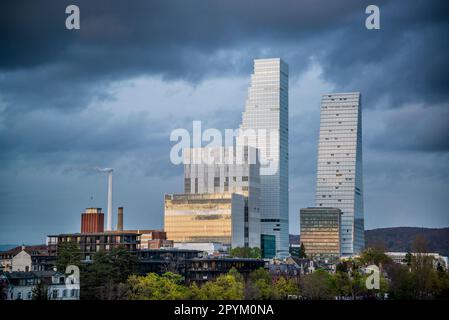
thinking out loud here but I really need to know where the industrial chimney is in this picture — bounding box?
[96,167,113,231]
[117,207,124,231]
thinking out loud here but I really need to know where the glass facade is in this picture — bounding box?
[238,58,289,258]
[261,234,276,259]
[300,207,341,256]
[183,146,261,247]
[164,193,245,247]
[315,93,365,255]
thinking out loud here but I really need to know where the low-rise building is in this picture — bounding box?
[0,245,54,272]
[173,242,228,255]
[386,251,448,269]
[137,248,266,283]
[0,270,79,300]
[47,231,140,261]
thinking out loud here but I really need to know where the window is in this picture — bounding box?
[52,289,58,299]
[184,178,191,193]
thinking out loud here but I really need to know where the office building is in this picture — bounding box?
[184,146,261,247]
[164,193,245,248]
[300,207,342,257]
[315,92,364,255]
[261,234,276,259]
[238,58,289,258]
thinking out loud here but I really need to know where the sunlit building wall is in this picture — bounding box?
[183,146,260,247]
[300,207,342,256]
[238,58,289,258]
[164,193,245,247]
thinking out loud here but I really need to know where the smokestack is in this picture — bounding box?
[107,171,113,231]
[96,167,113,231]
[117,207,123,231]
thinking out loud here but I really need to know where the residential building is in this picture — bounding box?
[11,246,31,272]
[300,207,342,257]
[315,92,365,255]
[137,249,266,283]
[124,229,172,250]
[0,270,79,300]
[0,245,54,272]
[164,193,245,248]
[47,231,140,261]
[238,58,289,258]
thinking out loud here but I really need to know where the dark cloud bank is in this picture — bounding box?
[0,0,448,243]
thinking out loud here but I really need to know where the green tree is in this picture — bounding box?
[273,276,299,299]
[300,269,335,300]
[410,235,440,299]
[229,247,261,259]
[404,252,413,266]
[31,282,48,300]
[386,263,416,299]
[56,241,81,271]
[246,268,276,299]
[299,243,307,258]
[81,246,138,300]
[359,245,392,267]
[191,268,244,300]
[127,272,188,300]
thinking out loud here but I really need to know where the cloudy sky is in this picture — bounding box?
[1,0,448,244]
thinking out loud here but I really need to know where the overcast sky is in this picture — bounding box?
[1,0,448,244]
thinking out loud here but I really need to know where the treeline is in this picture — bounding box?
[55,237,449,300]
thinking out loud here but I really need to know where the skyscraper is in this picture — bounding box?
[238,58,289,257]
[315,92,365,256]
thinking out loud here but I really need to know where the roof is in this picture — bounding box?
[0,245,49,257]
[4,270,62,280]
[48,231,141,237]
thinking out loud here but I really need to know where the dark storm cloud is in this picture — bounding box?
[1,0,449,243]
[0,0,388,113]
[317,0,449,107]
[1,0,448,152]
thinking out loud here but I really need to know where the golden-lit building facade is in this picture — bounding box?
[300,207,342,256]
[164,193,245,247]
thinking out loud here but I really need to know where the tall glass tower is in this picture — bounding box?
[315,92,365,256]
[238,58,289,258]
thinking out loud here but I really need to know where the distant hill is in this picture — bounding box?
[290,227,449,256]
[365,227,449,256]
[0,244,19,252]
